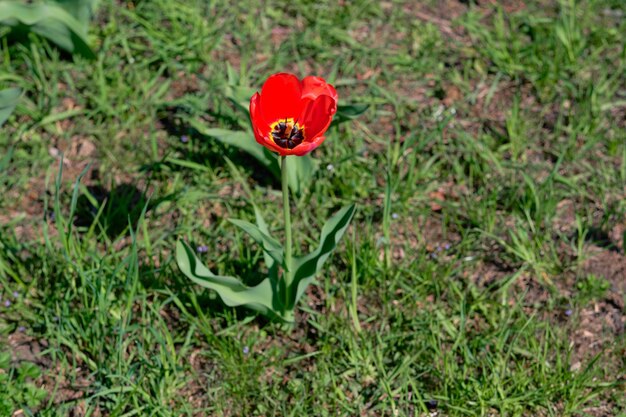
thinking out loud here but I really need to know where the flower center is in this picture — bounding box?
[271,119,305,149]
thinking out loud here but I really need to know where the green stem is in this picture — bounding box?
[280,156,293,313]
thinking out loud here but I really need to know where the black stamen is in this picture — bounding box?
[271,120,304,149]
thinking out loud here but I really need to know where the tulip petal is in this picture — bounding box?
[292,136,326,156]
[249,92,266,124]
[251,92,286,153]
[259,73,303,123]
[250,92,271,134]
[301,76,338,102]
[262,137,290,155]
[299,95,336,141]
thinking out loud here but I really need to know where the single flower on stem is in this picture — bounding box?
[250,73,338,314]
[176,72,354,327]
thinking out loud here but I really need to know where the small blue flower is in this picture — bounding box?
[443,243,451,250]
[12,291,19,298]
[391,213,399,220]
[243,346,250,355]
[4,300,10,307]
[565,309,573,316]
[18,326,26,332]
[181,135,189,143]
[426,399,438,410]
[196,245,208,254]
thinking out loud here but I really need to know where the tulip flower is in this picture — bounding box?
[249,73,338,156]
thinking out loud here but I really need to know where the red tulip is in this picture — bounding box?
[249,73,338,156]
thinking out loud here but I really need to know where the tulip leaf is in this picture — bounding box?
[290,204,356,307]
[286,154,319,197]
[228,218,284,268]
[187,120,280,177]
[176,240,281,315]
[0,87,21,127]
[188,119,318,196]
[332,103,369,125]
[54,0,99,27]
[253,205,279,281]
[0,1,95,59]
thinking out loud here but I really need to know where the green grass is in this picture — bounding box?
[1,0,626,416]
